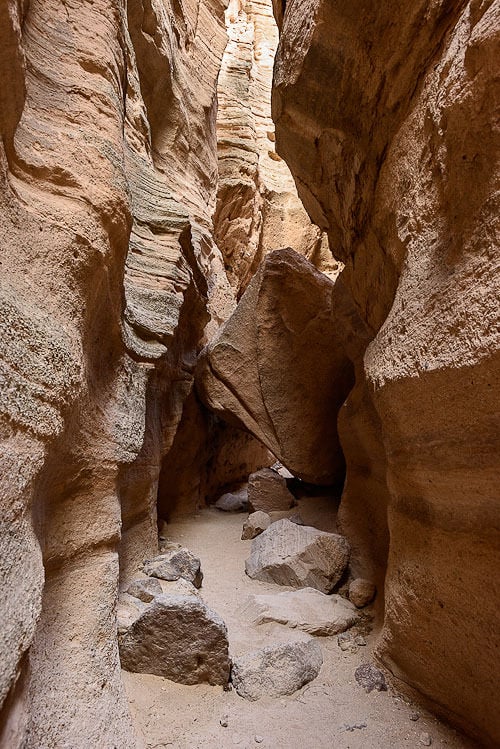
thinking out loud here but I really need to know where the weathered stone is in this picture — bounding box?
[247,468,296,513]
[125,578,162,603]
[349,579,376,608]
[245,519,350,593]
[215,486,249,513]
[118,595,230,686]
[240,588,360,636]
[354,664,387,694]
[143,547,203,589]
[231,640,322,700]
[196,249,356,485]
[241,511,272,540]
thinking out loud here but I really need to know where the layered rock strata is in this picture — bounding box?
[272,0,500,744]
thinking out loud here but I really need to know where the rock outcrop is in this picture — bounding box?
[272,0,500,744]
[197,248,358,485]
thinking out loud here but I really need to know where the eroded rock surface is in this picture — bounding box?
[247,467,295,513]
[231,640,322,700]
[245,518,350,593]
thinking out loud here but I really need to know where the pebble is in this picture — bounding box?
[419,731,432,746]
[343,722,367,732]
[410,712,420,721]
[354,635,367,646]
[220,715,229,727]
[255,736,264,744]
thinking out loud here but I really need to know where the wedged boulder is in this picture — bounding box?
[118,594,230,686]
[196,249,356,485]
[245,518,350,593]
[231,640,322,700]
[240,588,360,636]
[241,511,272,540]
[247,467,295,513]
[214,485,249,512]
[142,545,203,589]
[349,578,376,608]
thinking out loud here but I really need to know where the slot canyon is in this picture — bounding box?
[0,0,498,747]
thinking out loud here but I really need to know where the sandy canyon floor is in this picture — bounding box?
[123,504,477,749]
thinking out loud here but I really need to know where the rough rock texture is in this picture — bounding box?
[241,510,272,539]
[197,248,357,484]
[142,546,203,589]
[272,0,500,743]
[240,588,360,636]
[118,594,231,686]
[349,579,376,609]
[215,485,249,512]
[245,518,351,593]
[0,0,235,745]
[215,0,339,294]
[231,640,323,700]
[247,467,296,513]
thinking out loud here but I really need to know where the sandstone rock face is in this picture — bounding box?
[215,0,339,294]
[197,248,356,484]
[0,0,234,745]
[272,0,500,743]
[231,640,323,700]
[247,467,295,513]
[240,588,360,636]
[118,594,231,686]
[245,519,351,593]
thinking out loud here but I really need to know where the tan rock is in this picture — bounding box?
[349,579,376,609]
[241,511,272,540]
[245,518,350,593]
[247,467,295,513]
[197,248,356,485]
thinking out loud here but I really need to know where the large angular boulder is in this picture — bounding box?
[231,640,322,700]
[247,467,295,513]
[118,594,230,686]
[245,519,350,593]
[196,249,356,485]
[240,588,360,636]
[142,545,203,589]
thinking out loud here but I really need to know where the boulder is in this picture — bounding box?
[196,249,356,485]
[247,468,296,513]
[142,546,203,589]
[240,588,360,636]
[245,519,350,593]
[231,640,322,700]
[214,486,249,513]
[125,578,162,603]
[349,578,376,608]
[241,511,272,540]
[118,594,230,686]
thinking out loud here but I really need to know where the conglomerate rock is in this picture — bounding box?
[272,0,500,743]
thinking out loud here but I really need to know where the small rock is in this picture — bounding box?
[241,511,271,540]
[354,635,367,646]
[337,632,353,651]
[220,715,229,728]
[143,548,203,589]
[254,736,264,744]
[419,732,432,746]
[231,640,322,700]
[349,578,376,608]
[410,712,420,721]
[354,663,387,693]
[247,468,295,513]
[118,594,230,685]
[245,519,350,594]
[240,587,360,636]
[215,486,249,512]
[159,578,200,597]
[343,722,367,732]
[125,578,162,603]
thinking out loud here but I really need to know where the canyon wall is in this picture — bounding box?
[0,0,233,746]
[272,0,499,744]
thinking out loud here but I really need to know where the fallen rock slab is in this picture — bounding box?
[240,587,360,636]
[245,519,350,593]
[241,511,272,540]
[142,546,203,588]
[247,468,295,513]
[118,594,230,685]
[231,640,322,700]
